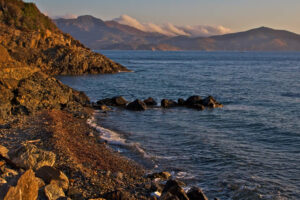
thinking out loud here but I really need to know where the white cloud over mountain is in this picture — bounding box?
[114,15,232,37]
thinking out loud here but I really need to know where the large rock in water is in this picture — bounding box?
[4,169,39,200]
[9,144,56,170]
[185,96,203,107]
[159,180,189,200]
[202,96,223,108]
[187,187,208,200]
[126,99,147,111]
[97,96,128,107]
[144,97,157,106]
[161,99,177,108]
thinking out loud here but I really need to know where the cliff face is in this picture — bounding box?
[0,0,128,75]
[0,0,129,121]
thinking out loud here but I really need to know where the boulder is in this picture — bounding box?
[92,103,111,111]
[144,97,157,106]
[44,183,65,200]
[97,96,128,107]
[159,180,189,200]
[9,144,56,170]
[0,145,9,159]
[185,96,203,107]
[104,189,133,200]
[177,98,185,106]
[36,166,69,191]
[187,187,208,200]
[4,169,39,200]
[126,99,147,111]
[203,96,223,108]
[147,172,171,180]
[161,99,177,108]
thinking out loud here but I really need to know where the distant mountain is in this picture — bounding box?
[55,15,300,51]
[54,15,175,50]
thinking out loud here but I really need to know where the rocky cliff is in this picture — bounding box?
[0,0,128,75]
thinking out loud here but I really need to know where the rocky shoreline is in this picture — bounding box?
[0,109,215,200]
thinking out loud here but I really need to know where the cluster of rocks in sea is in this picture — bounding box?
[94,95,223,111]
[0,143,212,200]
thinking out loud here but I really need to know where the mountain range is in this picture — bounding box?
[54,15,300,51]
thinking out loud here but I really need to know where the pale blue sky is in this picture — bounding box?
[25,0,300,33]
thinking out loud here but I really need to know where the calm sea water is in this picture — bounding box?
[58,51,300,200]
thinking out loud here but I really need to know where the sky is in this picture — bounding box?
[24,0,300,34]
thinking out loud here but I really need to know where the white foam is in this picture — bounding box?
[87,115,126,145]
[86,114,154,159]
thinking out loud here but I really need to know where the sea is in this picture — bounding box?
[58,51,300,200]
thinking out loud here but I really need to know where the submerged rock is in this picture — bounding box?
[187,187,208,200]
[9,144,56,170]
[126,99,147,111]
[144,97,157,106]
[4,169,39,200]
[161,99,177,108]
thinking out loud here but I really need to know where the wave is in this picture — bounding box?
[86,113,153,159]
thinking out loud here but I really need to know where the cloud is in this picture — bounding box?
[52,14,78,19]
[113,14,232,37]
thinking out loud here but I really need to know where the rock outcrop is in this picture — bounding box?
[0,0,128,76]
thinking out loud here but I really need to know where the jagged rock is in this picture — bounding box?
[36,166,69,191]
[177,98,185,106]
[104,189,133,200]
[126,99,147,111]
[4,169,39,200]
[44,183,65,200]
[185,96,203,107]
[0,145,9,158]
[203,96,223,108]
[97,96,128,107]
[159,180,189,200]
[9,143,56,170]
[147,172,171,180]
[187,187,208,200]
[161,99,177,108]
[144,97,157,106]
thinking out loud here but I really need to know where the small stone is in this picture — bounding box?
[148,172,171,180]
[0,177,7,184]
[44,183,65,200]
[114,172,123,180]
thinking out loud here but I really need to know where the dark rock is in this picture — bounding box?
[185,96,203,106]
[203,96,223,108]
[159,180,189,200]
[126,99,147,111]
[144,97,157,106]
[97,96,128,107]
[93,103,111,111]
[147,172,171,180]
[104,189,133,200]
[9,143,56,170]
[177,98,185,106]
[161,99,177,108]
[36,166,69,191]
[4,169,39,200]
[187,187,208,200]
